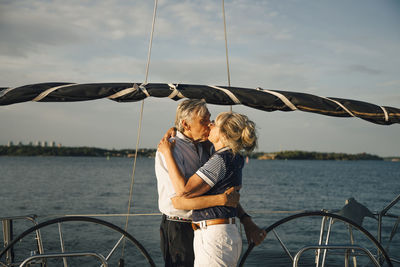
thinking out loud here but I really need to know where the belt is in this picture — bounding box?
[192,218,235,231]
[165,215,192,223]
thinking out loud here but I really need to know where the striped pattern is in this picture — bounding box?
[196,154,226,187]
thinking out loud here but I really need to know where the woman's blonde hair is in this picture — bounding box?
[215,112,257,154]
[175,99,209,132]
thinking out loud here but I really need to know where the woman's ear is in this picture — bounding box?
[219,132,228,145]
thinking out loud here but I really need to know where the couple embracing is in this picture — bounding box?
[155,99,266,267]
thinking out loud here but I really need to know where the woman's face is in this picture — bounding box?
[207,120,221,144]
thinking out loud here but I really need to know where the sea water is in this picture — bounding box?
[0,157,399,266]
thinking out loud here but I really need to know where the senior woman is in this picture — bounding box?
[158,111,258,267]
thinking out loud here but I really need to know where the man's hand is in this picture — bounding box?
[241,216,267,246]
[223,187,240,207]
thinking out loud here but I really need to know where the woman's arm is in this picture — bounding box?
[171,187,240,210]
[237,203,267,245]
[158,137,211,197]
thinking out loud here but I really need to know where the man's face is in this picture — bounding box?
[207,120,219,144]
[185,110,211,141]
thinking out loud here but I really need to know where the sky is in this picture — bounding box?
[0,0,399,157]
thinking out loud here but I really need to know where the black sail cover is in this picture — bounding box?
[0,82,399,125]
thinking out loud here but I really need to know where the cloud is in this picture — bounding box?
[219,0,294,43]
[379,80,400,88]
[348,64,381,75]
[0,51,149,86]
[153,0,292,45]
[154,1,224,44]
[0,0,152,57]
[0,5,82,56]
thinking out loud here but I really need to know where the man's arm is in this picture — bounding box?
[237,203,267,246]
[171,187,239,210]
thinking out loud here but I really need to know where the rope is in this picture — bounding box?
[380,106,389,122]
[121,0,158,258]
[32,84,77,102]
[144,0,158,84]
[121,101,145,258]
[258,87,297,111]
[107,84,138,99]
[324,97,355,117]
[222,0,232,112]
[209,85,241,104]
[168,83,184,99]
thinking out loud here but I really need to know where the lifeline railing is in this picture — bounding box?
[1,215,44,266]
[377,194,400,265]
[294,245,381,267]
[19,252,107,267]
[295,194,400,267]
[1,194,399,267]
[1,215,156,267]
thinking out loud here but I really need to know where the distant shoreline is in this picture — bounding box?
[0,145,156,158]
[1,145,399,161]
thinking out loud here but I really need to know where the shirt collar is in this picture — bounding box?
[216,147,231,153]
[176,131,194,143]
[176,131,209,146]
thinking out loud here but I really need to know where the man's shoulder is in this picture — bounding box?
[154,150,165,168]
[171,135,192,152]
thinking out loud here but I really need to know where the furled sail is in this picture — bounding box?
[1,82,399,125]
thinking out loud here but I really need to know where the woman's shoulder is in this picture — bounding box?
[214,148,244,164]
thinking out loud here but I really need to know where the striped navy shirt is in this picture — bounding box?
[193,147,244,222]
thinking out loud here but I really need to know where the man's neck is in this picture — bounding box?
[181,131,202,143]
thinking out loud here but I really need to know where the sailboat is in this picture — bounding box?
[1,1,399,266]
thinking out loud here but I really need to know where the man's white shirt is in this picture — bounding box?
[155,131,210,219]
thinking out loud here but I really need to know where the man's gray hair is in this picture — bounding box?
[175,99,209,132]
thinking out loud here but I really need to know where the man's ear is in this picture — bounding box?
[182,120,190,131]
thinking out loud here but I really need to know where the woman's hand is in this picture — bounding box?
[158,127,177,155]
[158,136,175,155]
[163,127,177,139]
[223,187,240,207]
[242,218,267,246]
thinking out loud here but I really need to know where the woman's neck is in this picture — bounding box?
[213,141,226,151]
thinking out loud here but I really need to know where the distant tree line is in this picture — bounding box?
[0,145,156,158]
[249,150,382,160]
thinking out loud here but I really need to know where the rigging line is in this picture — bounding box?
[222,0,232,112]
[144,0,158,84]
[121,0,158,258]
[121,98,145,258]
